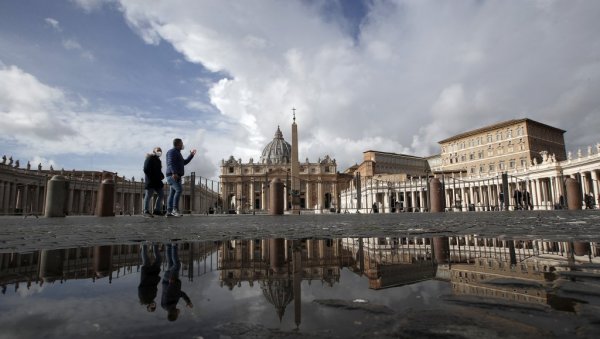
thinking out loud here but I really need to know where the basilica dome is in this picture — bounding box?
[260,126,291,164]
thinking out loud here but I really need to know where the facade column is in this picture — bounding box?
[249,181,255,211]
[306,181,312,210]
[317,180,323,212]
[419,189,425,212]
[284,185,288,211]
[261,181,266,211]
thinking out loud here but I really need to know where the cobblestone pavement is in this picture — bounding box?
[1,210,599,252]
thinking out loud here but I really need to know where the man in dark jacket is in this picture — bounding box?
[161,243,193,321]
[138,243,161,312]
[143,147,165,217]
[166,138,196,217]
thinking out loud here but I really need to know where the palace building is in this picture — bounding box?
[219,118,352,213]
[340,118,599,213]
[438,118,567,175]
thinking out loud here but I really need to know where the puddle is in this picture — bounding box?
[1,235,599,338]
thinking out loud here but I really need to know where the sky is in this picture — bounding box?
[1,0,599,180]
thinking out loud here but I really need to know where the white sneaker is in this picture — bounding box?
[171,209,182,217]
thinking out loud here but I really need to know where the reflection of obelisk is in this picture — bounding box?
[290,108,301,213]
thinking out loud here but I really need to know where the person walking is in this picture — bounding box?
[166,138,196,217]
[143,147,165,217]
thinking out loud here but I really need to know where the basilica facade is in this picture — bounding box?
[219,124,351,213]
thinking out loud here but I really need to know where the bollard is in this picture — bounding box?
[565,178,582,210]
[429,178,444,213]
[433,237,450,263]
[573,241,590,256]
[269,178,284,215]
[39,249,65,282]
[95,179,115,217]
[93,245,113,278]
[44,175,68,217]
[269,238,286,270]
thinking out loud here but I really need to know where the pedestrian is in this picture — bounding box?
[143,147,165,217]
[166,138,196,217]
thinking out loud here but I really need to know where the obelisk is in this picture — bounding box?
[291,108,301,214]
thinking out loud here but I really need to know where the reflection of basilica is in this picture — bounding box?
[218,238,353,324]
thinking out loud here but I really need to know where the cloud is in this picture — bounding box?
[113,0,600,171]
[62,39,95,61]
[44,17,61,32]
[0,63,207,177]
[69,0,107,13]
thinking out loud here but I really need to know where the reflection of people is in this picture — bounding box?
[143,147,165,217]
[161,244,193,321]
[166,138,196,217]
[138,244,162,312]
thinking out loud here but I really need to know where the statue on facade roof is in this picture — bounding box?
[38,163,42,171]
[26,161,31,170]
[14,160,19,168]
[532,158,537,166]
[8,156,13,166]
[588,145,592,156]
[568,151,572,161]
[577,149,582,158]
[1,155,5,165]
[50,165,54,171]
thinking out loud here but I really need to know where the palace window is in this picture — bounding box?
[461,154,466,162]
[507,129,512,138]
[520,158,527,167]
[496,132,502,141]
[470,167,475,174]
[509,159,515,169]
[479,165,484,173]
[489,164,495,171]
[228,167,234,173]
[469,153,474,160]
[499,161,505,170]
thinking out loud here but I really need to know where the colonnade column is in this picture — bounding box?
[534,179,542,210]
[0,181,5,213]
[306,182,312,210]
[592,171,599,207]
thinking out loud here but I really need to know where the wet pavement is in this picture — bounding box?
[1,212,600,338]
[1,210,600,252]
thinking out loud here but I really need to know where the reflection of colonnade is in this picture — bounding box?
[0,162,219,215]
[340,146,600,212]
[0,242,218,293]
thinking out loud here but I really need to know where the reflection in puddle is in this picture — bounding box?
[1,236,599,337]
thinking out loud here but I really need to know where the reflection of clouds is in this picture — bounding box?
[17,283,45,297]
